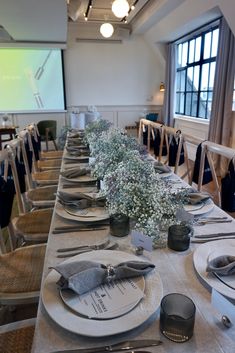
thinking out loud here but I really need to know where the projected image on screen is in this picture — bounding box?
[0,48,65,112]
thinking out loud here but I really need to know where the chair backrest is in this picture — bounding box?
[138,118,164,159]
[6,134,35,214]
[0,150,16,253]
[37,120,57,139]
[162,126,183,174]
[198,141,235,206]
[179,133,205,184]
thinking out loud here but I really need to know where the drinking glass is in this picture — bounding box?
[160,293,196,342]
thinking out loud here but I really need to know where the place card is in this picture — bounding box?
[176,208,194,224]
[131,230,153,252]
[61,277,144,319]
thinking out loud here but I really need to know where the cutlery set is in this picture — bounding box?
[193,216,232,226]
[51,339,162,353]
[56,240,118,258]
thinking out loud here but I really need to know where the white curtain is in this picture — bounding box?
[162,43,177,127]
[208,17,235,146]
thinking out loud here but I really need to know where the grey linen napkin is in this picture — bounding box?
[60,168,89,179]
[53,260,155,295]
[57,191,105,207]
[154,162,171,174]
[206,255,235,275]
[188,192,211,205]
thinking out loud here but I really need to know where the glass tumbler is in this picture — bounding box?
[160,293,196,342]
[167,224,193,251]
[110,213,130,237]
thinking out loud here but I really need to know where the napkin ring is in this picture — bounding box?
[106,264,116,281]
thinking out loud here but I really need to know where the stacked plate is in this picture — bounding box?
[42,250,163,336]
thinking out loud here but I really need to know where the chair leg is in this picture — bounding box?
[52,139,58,151]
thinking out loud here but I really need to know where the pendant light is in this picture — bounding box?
[100,23,114,38]
[112,0,129,18]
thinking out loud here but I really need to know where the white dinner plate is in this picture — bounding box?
[193,239,235,300]
[184,198,214,215]
[55,202,109,222]
[42,250,163,337]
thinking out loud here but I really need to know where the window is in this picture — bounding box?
[175,24,219,119]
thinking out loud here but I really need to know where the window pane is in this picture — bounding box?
[186,67,193,91]
[207,92,213,119]
[204,32,212,59]
[201,63,209,90]
[176,71,181,91]
[211,28,219,57]
[195,36,201,61]
[178,44,182,67]
[188,39,195,63]
[193,65,200,91]
[180,93,185,114]
[209,62,216,89]
[185,93,192,115]
[176,93,180,112]
[191,92,198,116]
[182,42,188,67]
[199,92,207,118]
[180,70,186,91]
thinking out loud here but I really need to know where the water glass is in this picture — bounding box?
[110,213,130,237]
[167,224,193,251]
[160,293,196,342]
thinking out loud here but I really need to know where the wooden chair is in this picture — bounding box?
[138,118,165,161]
[0,147,53,245]
[37,120,58,151]
[7,133,57,209]
[198,141,235,207]
[25,125,60,186]
[0,318,35,353]
[177,133,205,184]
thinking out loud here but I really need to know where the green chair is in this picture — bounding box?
[37,120,58,151]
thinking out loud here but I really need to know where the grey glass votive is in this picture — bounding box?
[160,293,196,343]
[167,224,193,251]
[110,213,130,237]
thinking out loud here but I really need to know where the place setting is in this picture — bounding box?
[60,166,97,184]
[193,239,235,300]
[55,189,109,223]
[41,249,163,337]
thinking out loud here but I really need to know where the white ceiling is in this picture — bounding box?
[0,0,67,45]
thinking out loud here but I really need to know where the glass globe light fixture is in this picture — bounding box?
[100,23,114,38]
[112,0,129,18]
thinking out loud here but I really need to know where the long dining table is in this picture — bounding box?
[31,145,235,353]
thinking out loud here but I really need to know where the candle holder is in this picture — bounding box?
[110,213,130,237]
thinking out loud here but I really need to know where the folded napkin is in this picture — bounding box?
[53,260,155,295]
[57,191,106,207]
[188,192,211,205]
[206,255,235,275]
[60,168,89,179]
[68,150,90,157]
[154,162,172,174]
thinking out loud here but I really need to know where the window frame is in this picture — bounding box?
[175,22,219,120]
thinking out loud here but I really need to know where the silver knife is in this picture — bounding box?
[51,339,162,353]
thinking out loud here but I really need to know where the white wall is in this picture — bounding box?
[64,24,165,108]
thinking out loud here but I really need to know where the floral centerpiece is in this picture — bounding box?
[89,128,147,179]
[102,151,185,247]
[83,118,112,145]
